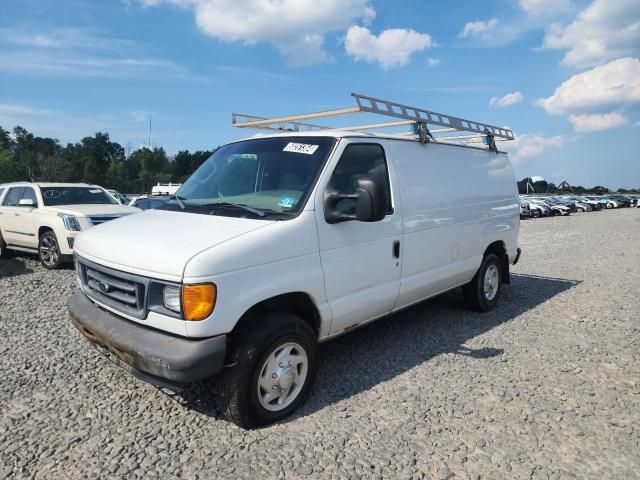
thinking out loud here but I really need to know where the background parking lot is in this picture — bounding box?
[1,209,639,479]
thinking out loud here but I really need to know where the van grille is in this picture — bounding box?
[89,215,121,226]
[76,256,148,319]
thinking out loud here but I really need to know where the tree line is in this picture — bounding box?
[517,178,638,195]
[0,125,216,193]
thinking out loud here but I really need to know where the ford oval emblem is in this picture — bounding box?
[98,281,110,293]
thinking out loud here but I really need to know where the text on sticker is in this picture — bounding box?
[283,142,319,155]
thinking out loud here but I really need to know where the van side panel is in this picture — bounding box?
[390,141,519,309]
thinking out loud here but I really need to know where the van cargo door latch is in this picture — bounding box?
[393,240,400,259]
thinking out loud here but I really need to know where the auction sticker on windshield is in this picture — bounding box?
[283,142,319,155]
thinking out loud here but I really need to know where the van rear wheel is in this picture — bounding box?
[216,313,318,429]
[462,253,502,312]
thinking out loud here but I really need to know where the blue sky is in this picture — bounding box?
[1,0,638,188]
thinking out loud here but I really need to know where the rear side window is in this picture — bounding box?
[21,187,38,206]
[327,143,392,215]
[3,187,24,206]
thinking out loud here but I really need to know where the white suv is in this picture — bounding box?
[0,182,139,269]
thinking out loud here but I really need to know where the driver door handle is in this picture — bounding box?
[393,240,400,259]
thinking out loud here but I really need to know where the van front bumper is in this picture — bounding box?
[68,291,226,384]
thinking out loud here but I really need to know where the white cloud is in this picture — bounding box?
[0,103,55,116]
[519,0,570,16]
[489,91,524,108]
[0,51,189,78]
[139,0,374,64]
[0,27,194,79]
[344,25,431,69]
[459,19,498,39]
[536,57,640,115]
[568,111,629,132]
[427,57,440,66]
[509,133,567,162]
[0,27,135,51]
[541,0,640,67]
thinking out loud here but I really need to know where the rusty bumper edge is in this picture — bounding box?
[68,291,226,383]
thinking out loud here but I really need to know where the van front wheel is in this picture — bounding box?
[463,253,502,312]
[217,313,318,429]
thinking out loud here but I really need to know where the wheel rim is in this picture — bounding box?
[483,264,499,301]
[40,235,59,266]
[257,342,308,412]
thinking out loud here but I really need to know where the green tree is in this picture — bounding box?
[171,150,193,183]
[131,147,170,192]
[72,132,125,185]
[105,160,126,190]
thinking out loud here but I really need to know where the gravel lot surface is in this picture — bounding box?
[1,209,639,479]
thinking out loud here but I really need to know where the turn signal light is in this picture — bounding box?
[182,284,216,321]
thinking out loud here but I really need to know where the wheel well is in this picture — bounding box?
[484,241,510,284]
[232,292,321,337]
[38,226,53,238]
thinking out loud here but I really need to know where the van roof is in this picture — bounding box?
[238,130,510,154]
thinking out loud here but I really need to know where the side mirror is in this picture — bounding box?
[18,198,35,207]
[324,177,387,224]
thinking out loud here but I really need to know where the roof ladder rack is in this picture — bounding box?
[232,93,515,148]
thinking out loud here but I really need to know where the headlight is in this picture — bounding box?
[163,286,181,313]
[58,213,81,231]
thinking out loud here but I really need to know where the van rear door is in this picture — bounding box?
[314,141,402,335]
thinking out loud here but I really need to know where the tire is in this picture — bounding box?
[577,207,584,212]
[462,253,502,312]
[532,210,541,218]
[38,230,63,269]
[217,312,318,429]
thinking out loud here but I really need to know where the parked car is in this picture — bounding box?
[570,196,600,211]
[151,182,182,195]
[607,195,632,208]
[543,197,576,213]
[529,199,565,216]
[586,196,617,209]
[129,194,172,210]
[519,199,546,218]
[68,131,521,427]
[0,182,139,268]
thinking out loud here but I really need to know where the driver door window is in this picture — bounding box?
[21,187,38,207]
[327,144,392,215]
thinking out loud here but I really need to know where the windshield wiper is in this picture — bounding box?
[170,195,186,210]
[203,201,266,217]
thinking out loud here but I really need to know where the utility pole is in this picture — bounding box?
[148,114,152,149]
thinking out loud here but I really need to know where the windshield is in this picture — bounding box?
[40,186,118,206]
[170,136,336,218]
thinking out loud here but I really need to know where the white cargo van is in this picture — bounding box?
[68,94,521,428]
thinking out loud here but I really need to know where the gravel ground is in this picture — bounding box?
[1,208,639,479]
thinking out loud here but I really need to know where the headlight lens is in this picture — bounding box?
[163,286,181,313]
[182,284,216,321]
[58,213,81,231]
